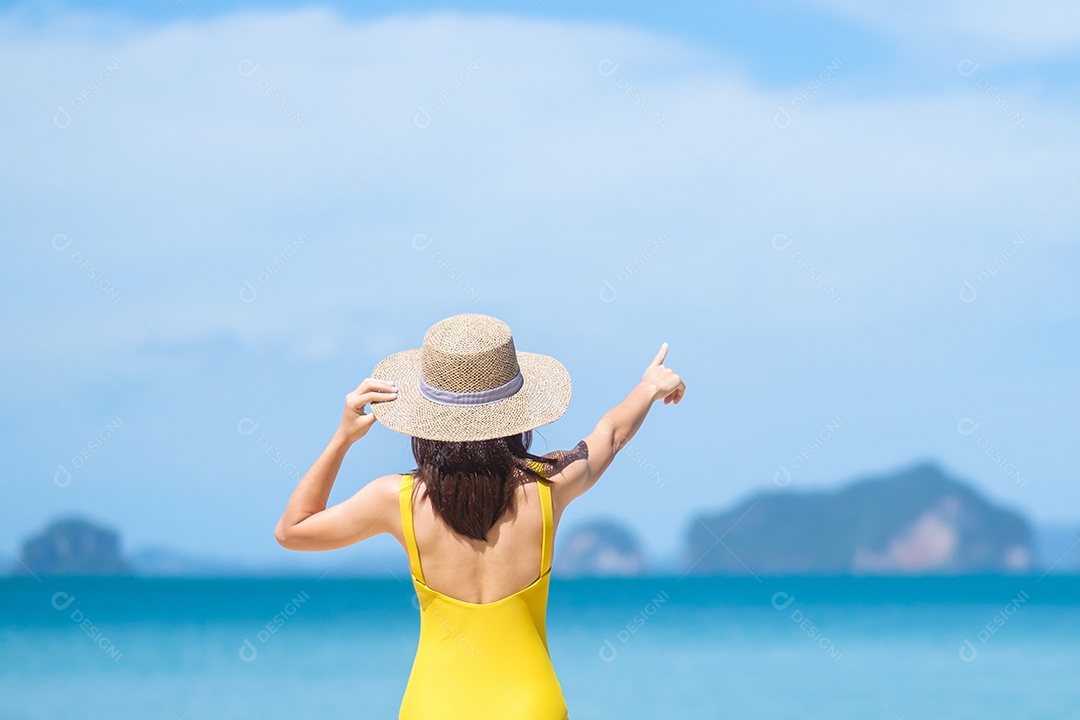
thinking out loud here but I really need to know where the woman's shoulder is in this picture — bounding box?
[370,473,408,503]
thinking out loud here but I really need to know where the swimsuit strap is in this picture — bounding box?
[529,459,555,576]
[399,473,426,585]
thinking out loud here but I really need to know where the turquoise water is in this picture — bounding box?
[2,575,1078,719]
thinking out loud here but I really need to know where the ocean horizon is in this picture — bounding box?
[3,574,1077,718]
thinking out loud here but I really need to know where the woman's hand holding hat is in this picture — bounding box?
[336,377,398,445]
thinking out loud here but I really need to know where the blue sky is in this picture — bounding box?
[2,0,1078,571]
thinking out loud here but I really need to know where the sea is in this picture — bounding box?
[2,574,1077,719]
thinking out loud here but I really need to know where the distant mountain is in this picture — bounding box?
[15,516,133,576]
[685,460,1033,575]
[9,461,1065,580]
[555,518,647,576]
[1,511,415,577]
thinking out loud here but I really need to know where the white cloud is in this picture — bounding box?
[809,0,1080,58]
[1,5,1077,377]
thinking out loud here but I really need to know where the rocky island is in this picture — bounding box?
[685,460,1032,575]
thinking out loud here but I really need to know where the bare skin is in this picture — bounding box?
[275,342,685,604]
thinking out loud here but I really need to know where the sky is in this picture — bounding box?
[2,0,1078,572]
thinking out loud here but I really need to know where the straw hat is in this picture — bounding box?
[368,314,571,441]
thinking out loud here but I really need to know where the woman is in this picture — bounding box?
[274,314,685,720]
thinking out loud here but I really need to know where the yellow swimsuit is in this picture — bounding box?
[398,462,569,720]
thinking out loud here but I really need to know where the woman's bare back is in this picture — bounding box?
[400,443,589,604]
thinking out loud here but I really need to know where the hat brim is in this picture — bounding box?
[368,349,571,441]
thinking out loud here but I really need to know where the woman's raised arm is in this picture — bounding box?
[554,343,685,505]
[274,377,398,550]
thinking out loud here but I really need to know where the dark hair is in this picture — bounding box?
[409,430,556,542]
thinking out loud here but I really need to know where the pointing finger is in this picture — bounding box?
[651,342,669,366]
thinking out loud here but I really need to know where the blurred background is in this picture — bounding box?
[2,1,1078,718]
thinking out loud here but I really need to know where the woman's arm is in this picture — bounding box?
[555,343,685,504]
[274,377,398,550]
